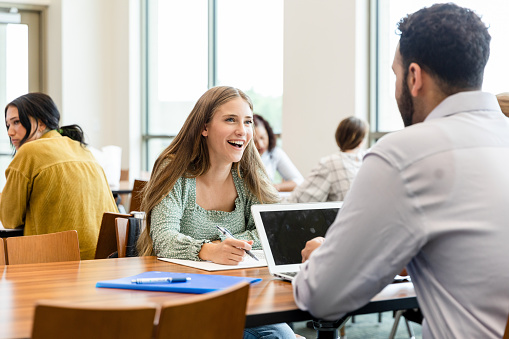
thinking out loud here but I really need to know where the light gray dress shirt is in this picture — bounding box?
[293,91,509,339]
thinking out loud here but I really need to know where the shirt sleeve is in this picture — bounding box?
[287,157,332,203]
[274,148,304,184]
[0,167,30,228]
[292,153,426,320]
[149,179,208,261]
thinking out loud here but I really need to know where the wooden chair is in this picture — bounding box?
[31,300,156,339]
[94,212,131,259]
[0,238,5,265]
[155,281,250,339]
[115,217,143,258]
[5,230,80,265]
[129,179,148,212]
[115,217,129,258]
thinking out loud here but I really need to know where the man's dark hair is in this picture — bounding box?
[397,3,491,94]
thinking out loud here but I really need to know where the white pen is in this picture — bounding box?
[215,225,259,261]
[131,277,191,284]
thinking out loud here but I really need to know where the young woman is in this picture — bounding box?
[0,93,118,259]
[137,86,295,338]
[253,114,303,192]
[286,116,368,203]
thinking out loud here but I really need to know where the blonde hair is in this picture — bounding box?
[137,86,279,256]
[497,93,509,118]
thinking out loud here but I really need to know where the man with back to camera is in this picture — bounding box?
[292,3,509,338]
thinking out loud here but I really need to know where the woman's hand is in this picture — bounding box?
[301,236,325,262]
[199,238,254,265]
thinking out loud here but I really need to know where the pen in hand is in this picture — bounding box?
[131,277,191,284]
[215,225,259,261]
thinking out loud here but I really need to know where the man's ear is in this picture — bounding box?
[407,62,423,97]
[201,125,208,137]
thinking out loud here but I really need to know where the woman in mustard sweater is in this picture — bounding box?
[0,93,118,259]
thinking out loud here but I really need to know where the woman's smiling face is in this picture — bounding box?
[201,97,254,166]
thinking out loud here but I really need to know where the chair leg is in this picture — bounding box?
[340,326,345,338]
[389,310,415,339]
[405,318,416,339]
[388,310,403,339]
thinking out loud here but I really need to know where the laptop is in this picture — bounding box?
[252,201,343,281]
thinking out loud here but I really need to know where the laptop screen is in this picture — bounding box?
[259,207,340,265]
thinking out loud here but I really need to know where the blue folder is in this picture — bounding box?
[96,271,261,294]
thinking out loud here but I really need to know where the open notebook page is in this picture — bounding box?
[158,249,267,271]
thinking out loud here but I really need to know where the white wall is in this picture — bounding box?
[60,0,139,175]
[283,0,369,176]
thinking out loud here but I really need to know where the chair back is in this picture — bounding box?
[155,281,249,339]
[31,300,156,339]
[5,230,80,265]
[115,217,142,258]
[95,212,131,259]
[0,238,5,265]
[129,179,148,212]
[115,218,129,258]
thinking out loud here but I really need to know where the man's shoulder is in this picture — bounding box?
[368,121,448,169]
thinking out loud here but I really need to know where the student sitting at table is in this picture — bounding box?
[253,114,304,192]
[0,93,118,259]
[286,116,368,203]
[137,86,295,339]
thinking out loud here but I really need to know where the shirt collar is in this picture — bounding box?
[40,130,62,139]
[425,91,502,122]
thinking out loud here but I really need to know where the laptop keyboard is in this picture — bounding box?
[282,272,297,277]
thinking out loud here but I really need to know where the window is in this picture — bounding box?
[143,0,283,171]
[372,0,509,138]
[0,7,42,189]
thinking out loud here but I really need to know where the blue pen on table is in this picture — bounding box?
[215,225,259,261]
[131,277,191,284]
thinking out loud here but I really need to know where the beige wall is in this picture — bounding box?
[283,0,369,176]
[2,0,369,179]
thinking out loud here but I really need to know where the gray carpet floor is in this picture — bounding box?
[292,312,423,339]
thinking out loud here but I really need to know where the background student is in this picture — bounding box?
[286,116,367,203]
[0,93,118,259]
[253,114,303,192]
[136,86,295,338]
[293,4,509,338]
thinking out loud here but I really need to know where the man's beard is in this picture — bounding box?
[397,77,415,127]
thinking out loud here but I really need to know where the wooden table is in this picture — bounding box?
[0,257,417,339]
[111,180,133,195]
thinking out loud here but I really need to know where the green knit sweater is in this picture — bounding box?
[150,170,261,260]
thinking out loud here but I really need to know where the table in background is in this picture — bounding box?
[111,180,133,195]
[0,220,23,238]
[0,256,417,339]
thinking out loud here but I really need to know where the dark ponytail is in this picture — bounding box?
[58,124,87,146]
